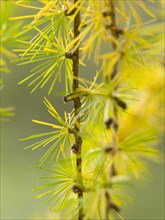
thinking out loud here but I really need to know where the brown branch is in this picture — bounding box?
[108,0,122,149]
[64,1,83,219]
[72,1,84,219]
[104,0,124,218]
[108,0,122,80]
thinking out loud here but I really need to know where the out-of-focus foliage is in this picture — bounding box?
[0,1,19,120]
[9,0,164,219]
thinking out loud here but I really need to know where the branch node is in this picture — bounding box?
[72,185,81,194]
[116,29,124,35]
[104,146,114,153]
[71,143,80,154]
[105,25,124,37]
[104,117,118,130]
[104,117,113,129]
[114,97,127,110]
[68,127,76,134]
[72,185,84,195]
[102,10,112,17]
[65,52,79,61]
[109,201,121,212]
[65,9,76,16]
[64,93,74,103]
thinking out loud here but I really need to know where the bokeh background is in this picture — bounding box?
[1,1,164,219]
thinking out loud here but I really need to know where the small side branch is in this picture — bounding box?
[64,91,88,103]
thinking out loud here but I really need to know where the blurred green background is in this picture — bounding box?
[1,1,164,219]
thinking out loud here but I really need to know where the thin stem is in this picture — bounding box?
[109,0,120,151]
[109,0,120,80]
[104,0,122,218]
[109,0,118,41]
[72,1,83,219]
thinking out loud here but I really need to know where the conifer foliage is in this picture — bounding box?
[0,1,16,120]
[10,0,164,219]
